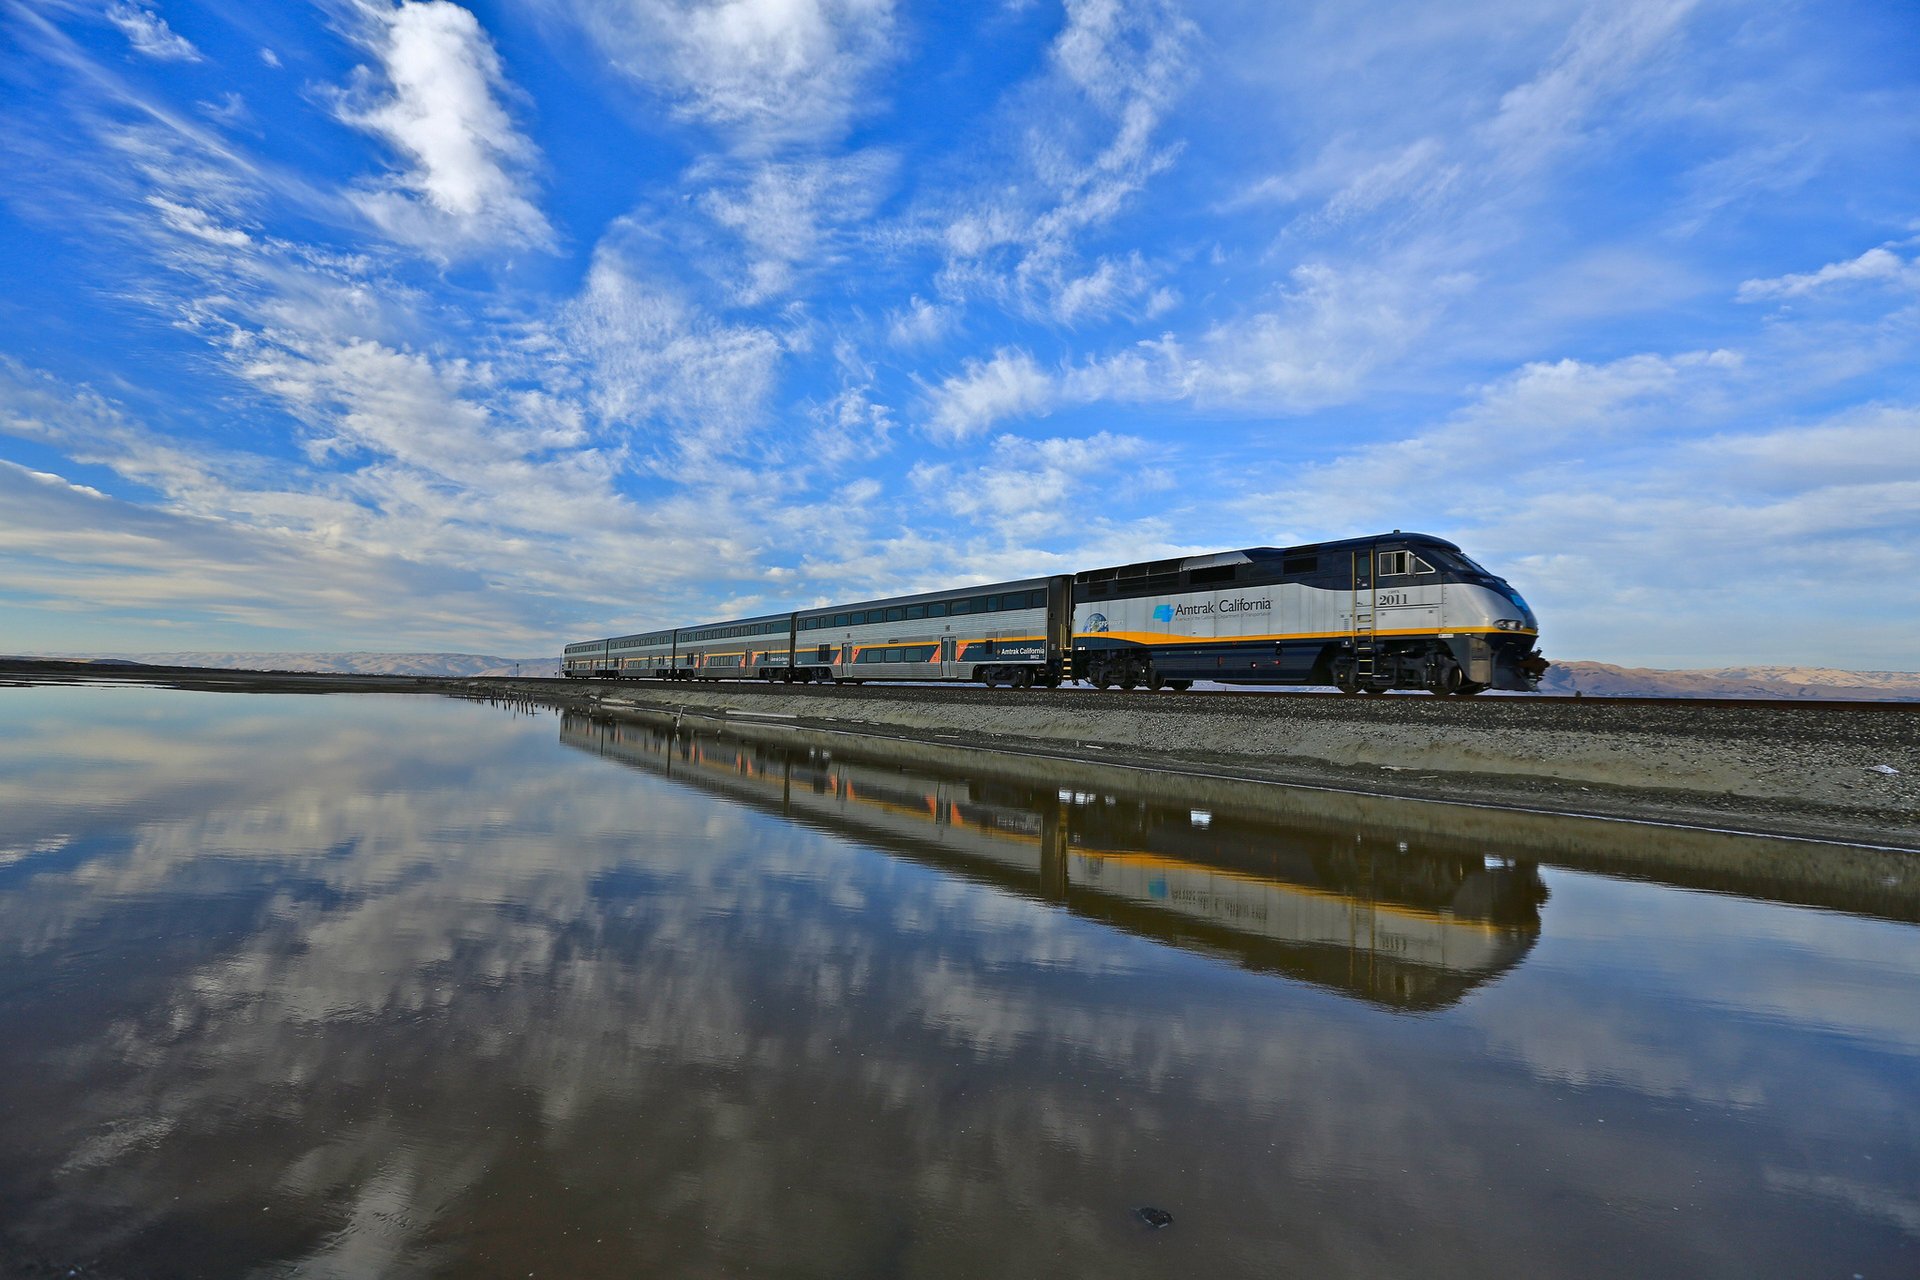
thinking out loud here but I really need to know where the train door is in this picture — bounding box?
[940,635,958,679]
[1046,576,1072,666]
[839,642,852,678]
[1350,547,1378,686]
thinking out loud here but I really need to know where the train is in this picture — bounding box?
[563,530,1548,696]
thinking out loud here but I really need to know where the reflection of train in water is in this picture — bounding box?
[558,714,1546,1010]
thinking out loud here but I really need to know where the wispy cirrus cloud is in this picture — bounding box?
[932,0,1196,324]
[1737,246,1920,302]
[105,2,200,62]
[333,0,553,253]
[558,0,899,148]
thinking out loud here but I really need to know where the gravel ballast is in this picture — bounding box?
[503,679,1920,850]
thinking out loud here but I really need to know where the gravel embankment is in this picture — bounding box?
[7,659,1913,849]
[476,679,1920,849]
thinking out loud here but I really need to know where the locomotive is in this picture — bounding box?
[562,531,1547,696]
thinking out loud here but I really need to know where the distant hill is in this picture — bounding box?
[43,652,562,679]
[1537,662,1920,700]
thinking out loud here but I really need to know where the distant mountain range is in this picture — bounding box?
[38,652,562,679]
[14,654,1920,699]
[1537,662,1920,700]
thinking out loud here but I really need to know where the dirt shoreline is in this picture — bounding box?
[7,658,1917,850]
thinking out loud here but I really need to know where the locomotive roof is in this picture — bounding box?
[793,574,1055,617]
[1077,531,1462,580]
[1253,530,1462,560]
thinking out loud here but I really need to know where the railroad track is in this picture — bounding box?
[539,676,1920,715]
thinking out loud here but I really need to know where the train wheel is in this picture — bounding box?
[1453,682,1487,697]
[1167,680,1192,692]
[1362,684,1388,696]
[1013,669,1032,689]
[1428,662,1463,696]
[1092,671,1113,690]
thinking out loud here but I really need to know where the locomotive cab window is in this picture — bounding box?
[1414,555,1436,574]
[1378,551,1412,577]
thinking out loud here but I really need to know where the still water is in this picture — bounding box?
[1,685,1916,1278]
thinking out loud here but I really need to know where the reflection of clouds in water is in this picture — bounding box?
[1462,871,1920,1111]
[3,690,1918,1276]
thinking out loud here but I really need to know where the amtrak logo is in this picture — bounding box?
[1152,604,1175,622]
[1086,612,1109,632]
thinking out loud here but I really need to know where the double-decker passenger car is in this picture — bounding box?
[792,576,1068,687]
[561,530,1547,695]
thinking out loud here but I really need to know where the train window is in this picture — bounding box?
[1283,556,1318,575]
[1414,555,1436,574]
[906,604,926,620]
[833,613,848,628]
[886,606,905,623]
[927,601,947,617]
[1379,551,1410,576]
[986,595,1002,611]
[948,599,968,615]
[1189,564,1235,585]
[971,596,989,614]
[1028,590,1047,608]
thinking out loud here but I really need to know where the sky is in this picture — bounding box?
[1,0,1916,668]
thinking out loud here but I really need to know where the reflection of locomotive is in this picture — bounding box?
[562,532,1548,695]
[558,713,1546,1010]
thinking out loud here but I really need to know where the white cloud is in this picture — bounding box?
[932,0,1194,321]
[0,457,524,646]
[1233,346,1920,666]
[923,348,1055,442]
[911,430,1151,542]
[886,295,955,348]
[562,249,785,454]
[145,195,253,247]
[1184,260,1471,408]
[260,47,282,68]
[1737,247,1920,302]
[695,152,893,303]
[335,0,552,252]
[1482,0,1698,171]
[559,0,899,147]
[921,257,1472,436]
[106,3,201,62]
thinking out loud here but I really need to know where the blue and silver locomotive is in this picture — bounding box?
[562,531,1547,696]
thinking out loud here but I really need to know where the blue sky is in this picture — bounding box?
[2,0,1916,667]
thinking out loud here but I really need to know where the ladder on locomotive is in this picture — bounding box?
[1350,549,1377,684]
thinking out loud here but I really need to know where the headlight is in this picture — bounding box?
[1493,619,1524,631]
